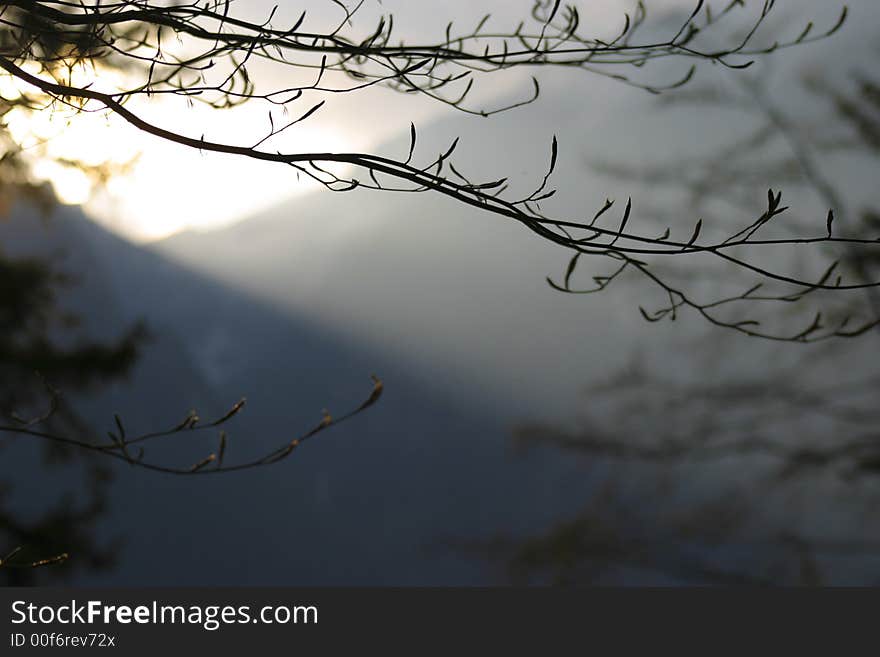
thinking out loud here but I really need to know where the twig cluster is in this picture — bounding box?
[0,374,383,475]
[0,545,68,570]
[0,1,845,112]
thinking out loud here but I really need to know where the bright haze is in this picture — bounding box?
[26,0,704,240]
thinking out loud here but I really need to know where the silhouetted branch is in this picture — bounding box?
[0,1,872,341]
[0,374,383,475]
[0,1,844,111]
[0,546,68,570]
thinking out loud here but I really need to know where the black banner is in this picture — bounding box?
[0,588,875,654]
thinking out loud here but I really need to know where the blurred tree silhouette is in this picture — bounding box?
[0,203,146,583]
[481,69,880,586]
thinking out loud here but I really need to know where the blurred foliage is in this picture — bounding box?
[483,70,880,586]
[0,178,146,586]
[0,245,146,583]
[0,2,150,583]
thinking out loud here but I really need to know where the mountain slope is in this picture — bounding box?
[3,204,591,585]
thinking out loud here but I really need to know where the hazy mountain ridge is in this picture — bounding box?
[3,203,593,585]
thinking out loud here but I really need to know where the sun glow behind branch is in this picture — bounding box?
[83,102,355,241]
[0,59,355,241]
[0,0,725,241]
